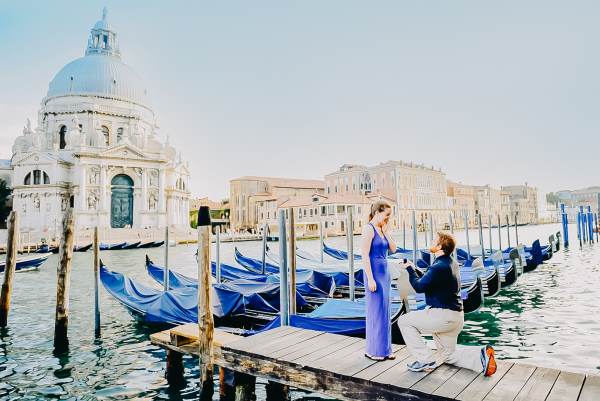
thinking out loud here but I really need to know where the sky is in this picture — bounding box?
[0,1,598,202]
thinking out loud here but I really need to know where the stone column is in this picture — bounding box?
[141,169,148,212]
[100,166,107,212]
[158,168,166,212]
[79,165,87,212]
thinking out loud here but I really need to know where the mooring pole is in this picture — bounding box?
[449,212,454,234]
[164,226,170,291]
[93,226,100,336]
[288,208,297,315]
[595,213,599,243]
[497,214,502,251]
[488,215,493,254]
[197,206,214,399]
[261,223,268,274]
[506,215,511,248]
[588,206,594,243]
[477,212,484,257]
[0,211,19,328]
[560,204,569,248]
[54,209,75,353]
[412,211,418,266]
[465,211,471,258]
[319,221,324,263]
[216,226,222,283]
[429,213,434,243]
[278,212,289,326]
[514,212,519,246]
[347,207,355,302]
[577,210,582,247]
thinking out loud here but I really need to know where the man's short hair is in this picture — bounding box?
[437,232,456,255]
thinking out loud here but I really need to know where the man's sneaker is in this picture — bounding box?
[481,345,497,376]
[407,360,436,372]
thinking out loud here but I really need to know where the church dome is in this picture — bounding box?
[45,7,150,108]
[47,55,149,106]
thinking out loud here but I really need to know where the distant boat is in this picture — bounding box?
[74,243,93,252]
[0,252,51,273]
[122,241,141,250]
[99,242,127,251]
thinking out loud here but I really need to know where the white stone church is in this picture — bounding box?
[9,8,191,235]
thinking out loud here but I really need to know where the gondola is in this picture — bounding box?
[74,243,93,252]
[150,240,165,248]
[322,243,362,261]
[101,262,407,340]
[99,242,127,251]
[138,241,156,249]
[0,252,51,273]
[145,256,336,299]
[122,241,141,250]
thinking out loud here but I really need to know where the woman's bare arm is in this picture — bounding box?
[360,225,376,291]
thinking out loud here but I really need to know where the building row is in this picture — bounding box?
[228,161,539,236]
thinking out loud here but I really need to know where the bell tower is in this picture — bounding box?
[85,7,121,59]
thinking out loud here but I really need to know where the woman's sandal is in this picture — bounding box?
[385,354,396,360]
[364,353,385,361]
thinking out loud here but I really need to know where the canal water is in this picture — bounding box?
[0,223,598,399]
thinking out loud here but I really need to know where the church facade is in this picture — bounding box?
[9,9,190,235]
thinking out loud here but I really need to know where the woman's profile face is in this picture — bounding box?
[374,208,392,226]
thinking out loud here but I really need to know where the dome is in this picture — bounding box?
[46,54,150,107]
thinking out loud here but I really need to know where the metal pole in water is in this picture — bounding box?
[477,212,484,257]
[216,226,222,283]
[412,211,418,266]
[588,206,594,243]
[347,207,355,302]
[497,214,502,251]
[577,210,582,248]
[319,221,324,263]
[465,211,471,258]
[288,208,297,315]
[506,215,511,249]
[560,204,569,248]
[449,212,454,234]
[164,226,169,291]
[423,214,428,247]
[278,212,289,326]
[514,212,519,246]
[488,215,493,255]
[579,206,585,244]
[93,226,100,336]
[429,213,434,243]
[261,223,267,275]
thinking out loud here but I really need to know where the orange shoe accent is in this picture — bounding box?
[484,345,497,376]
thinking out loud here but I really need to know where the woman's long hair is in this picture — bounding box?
[369,200,392,221]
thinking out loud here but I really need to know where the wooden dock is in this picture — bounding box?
[151,324,600,401]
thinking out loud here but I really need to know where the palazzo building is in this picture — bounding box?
[9,8,190,234]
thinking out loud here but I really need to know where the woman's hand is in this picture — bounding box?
[368,279,377,292]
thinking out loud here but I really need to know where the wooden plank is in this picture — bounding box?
[269,332,327,359]
[483,363,536,401]
[546,371,585,401]
[282,333,354,363]
[456,361,513,401]
[250,329,323,357]
[292,336,361,366]
[169,324,240,347]
[224,326,299,353]
[579,375,600,401]
[320,343,405,377]
[432,367,479,398]
[308,338,366,370]
[411,363,460,394]
[353,348,412,380]
[514,367,560,401]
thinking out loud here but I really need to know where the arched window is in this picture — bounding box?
[101,126,110,147]
[24,170,50,185]
[43,172,50,184]
[117,128,123,144]
[59,125,67,149]
[33,170,41,185]
[24,172,31,185]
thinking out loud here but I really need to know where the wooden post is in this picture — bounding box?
[54,209,75,353]
[465,211,471,257]
[488,215,493,254]
[319,221,324,263]
[497,214,502,251]
[164,226,170,291]
[261,222,267,274]
[347,207,355,301]
[411,211,417,265]
[216,226,222,283]
[197,206,214,399]
[288,207,297,315]
[506,215,511,248]
[0,212,19,328]
[477,212,484,257]
[514,211,519,246]
[278,212,289,326]
[402,219,406,249]
[93,226,101,336]
[234,371,256,401]
[166,349,185,388]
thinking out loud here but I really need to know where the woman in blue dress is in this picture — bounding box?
[360,200,397,360]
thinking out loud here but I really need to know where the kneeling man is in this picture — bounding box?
[397,232,496,375]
